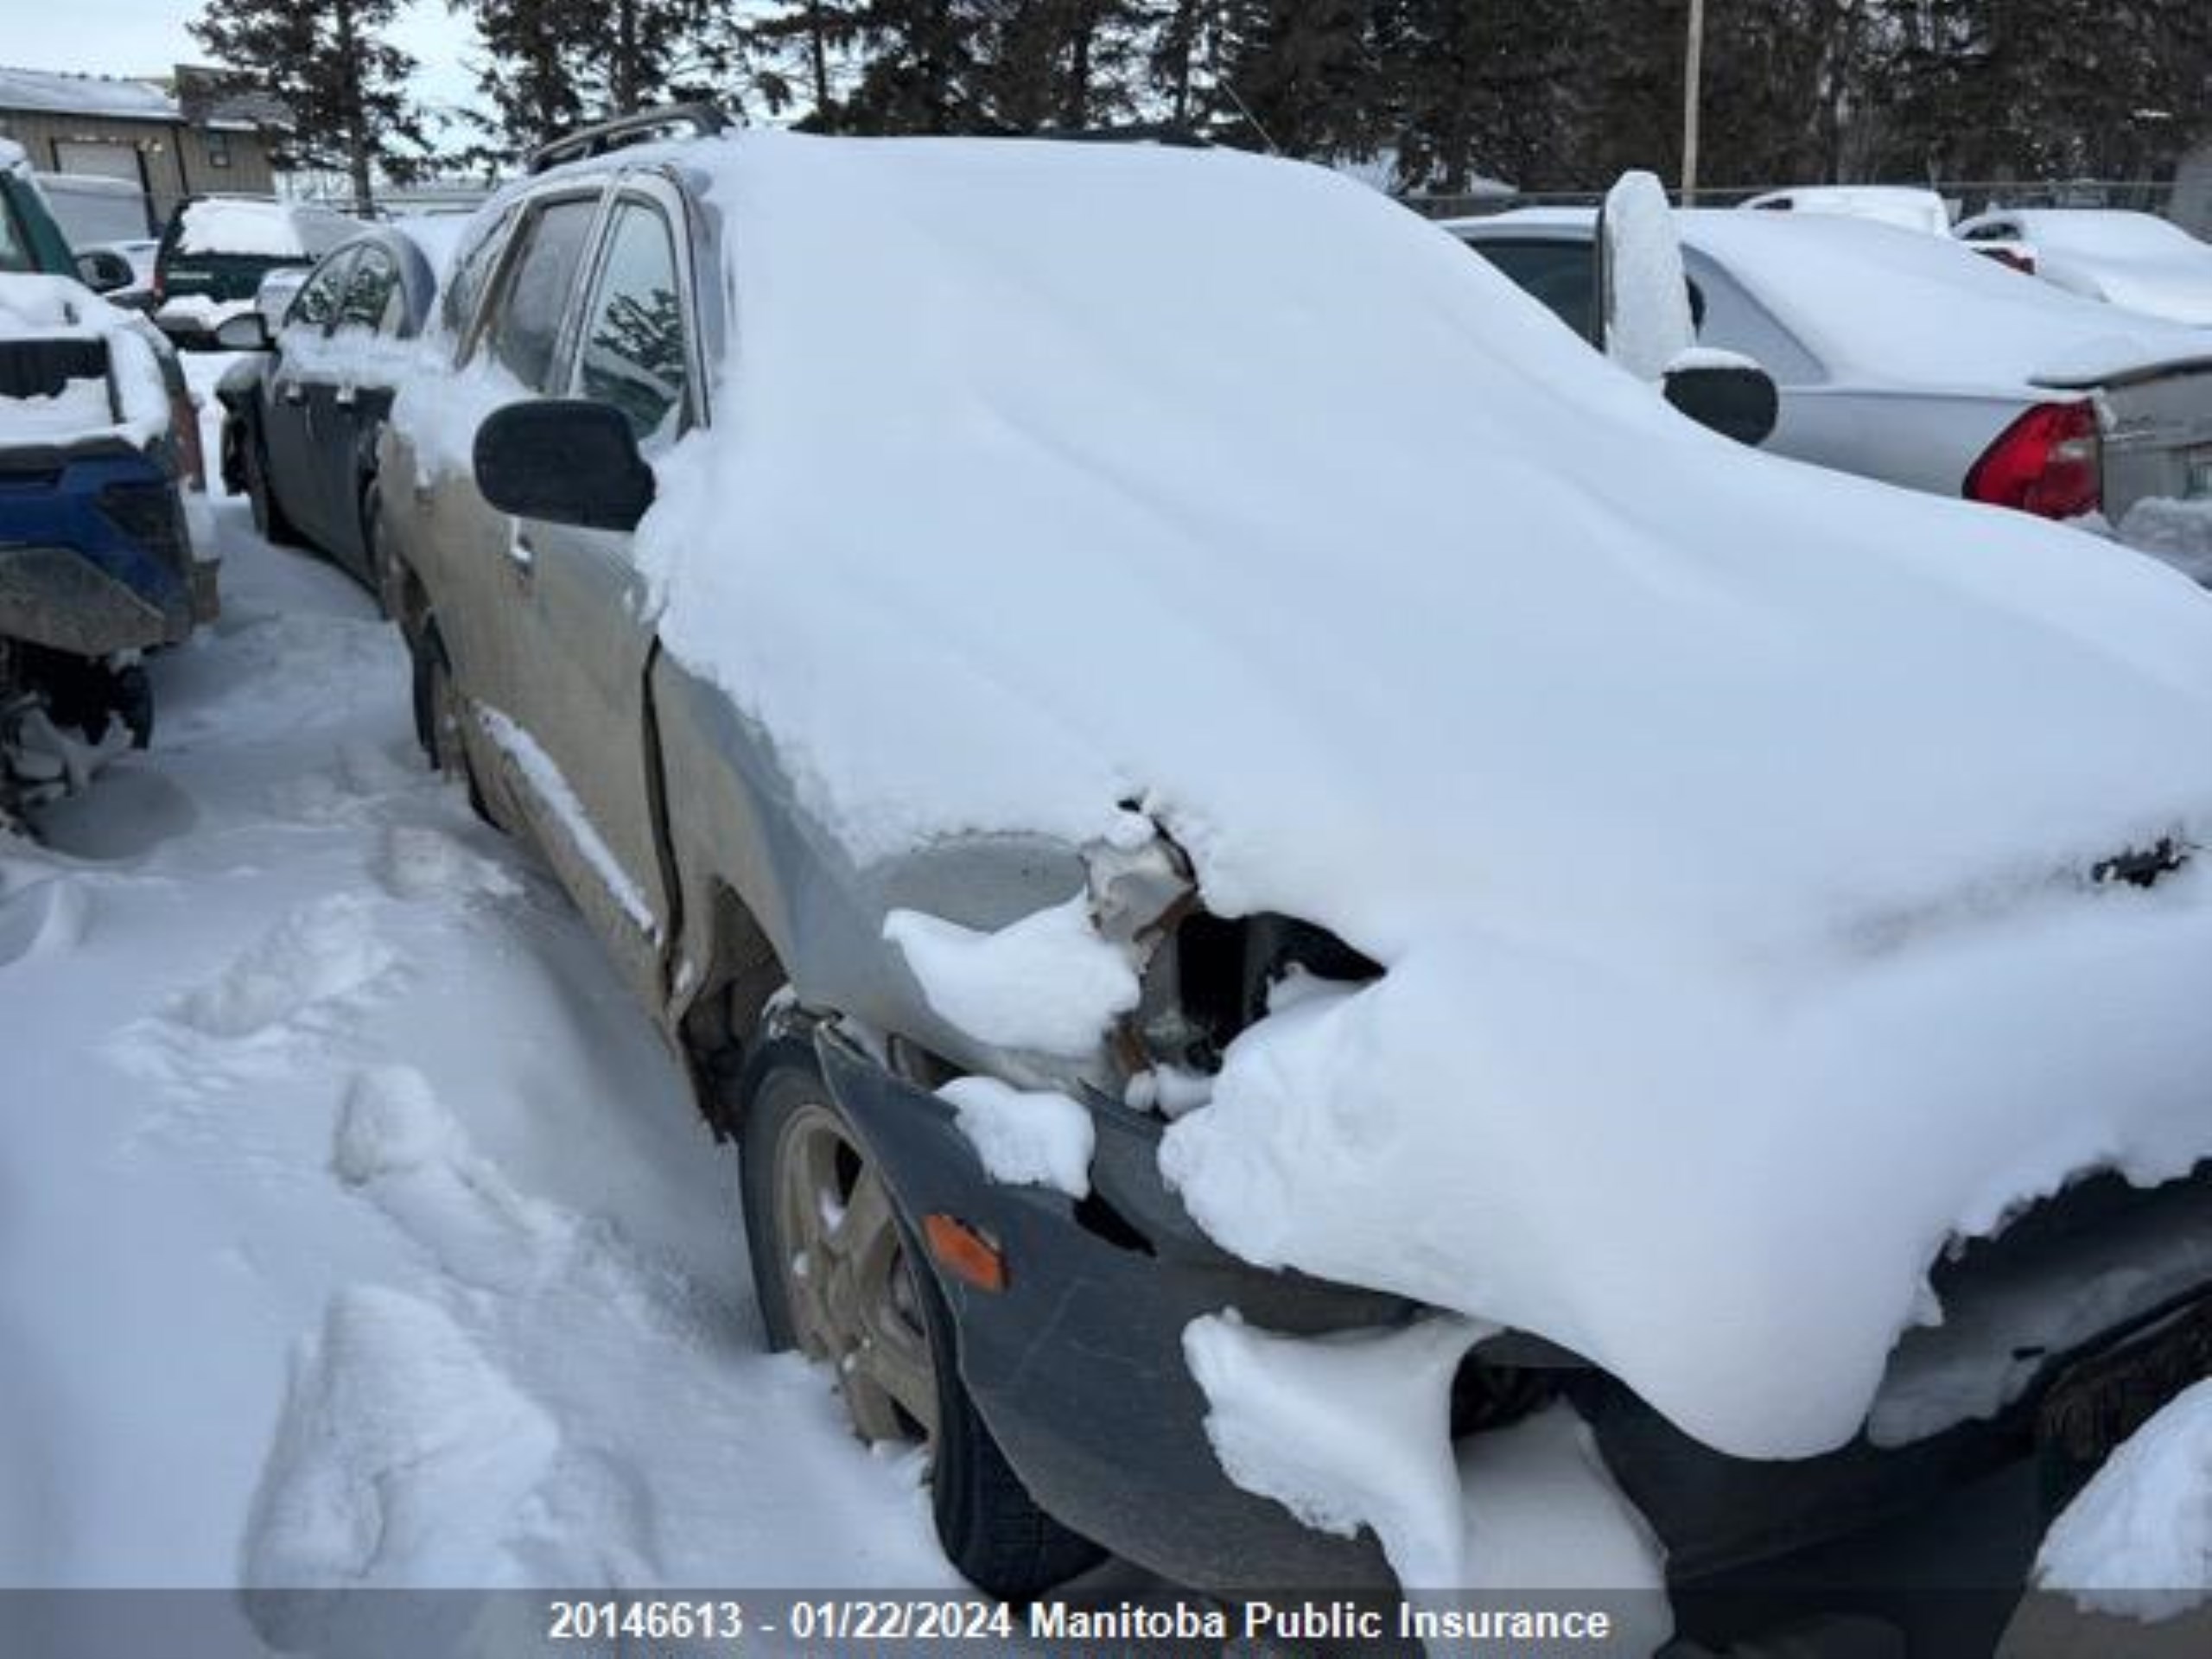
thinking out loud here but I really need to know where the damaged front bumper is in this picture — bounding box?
[815,1022,2212,1603]
[816,1022,1408,1591]
[0,440,198,656]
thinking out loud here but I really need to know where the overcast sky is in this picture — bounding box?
[8,1,484,125]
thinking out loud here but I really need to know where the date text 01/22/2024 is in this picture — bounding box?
[543,1597,1626,1647]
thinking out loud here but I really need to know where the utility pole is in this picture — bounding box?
[1682,0,1706,204]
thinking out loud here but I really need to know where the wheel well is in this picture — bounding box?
[677,881,788,1138]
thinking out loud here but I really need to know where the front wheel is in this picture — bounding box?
[409,623,490,823]
[740,1039,1103,1599]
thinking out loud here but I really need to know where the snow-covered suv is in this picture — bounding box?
[379,109,2212,1624]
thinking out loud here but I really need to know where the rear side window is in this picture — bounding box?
[575,201,688,440]
[482,196,598,392]
[340,245,400,332]
[288,250,354,330]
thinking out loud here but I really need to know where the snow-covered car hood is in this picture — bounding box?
[633,133,2212,1462]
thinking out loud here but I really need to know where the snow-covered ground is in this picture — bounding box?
[0,385,952,1597]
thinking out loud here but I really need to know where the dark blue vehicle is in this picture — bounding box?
[1,146,211,818]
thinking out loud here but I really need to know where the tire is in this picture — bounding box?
[409,622,491,823]
[740,1039,1103,1599]
[359,480,396,620]
[244,416,302,548]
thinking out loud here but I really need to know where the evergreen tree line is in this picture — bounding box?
[193,0,2212,209]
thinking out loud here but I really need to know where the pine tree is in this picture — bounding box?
[748,0,864,124]
[189,0,426,212]
[456,0,745,160]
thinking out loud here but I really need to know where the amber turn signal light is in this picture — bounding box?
[925,1212,1007,1294]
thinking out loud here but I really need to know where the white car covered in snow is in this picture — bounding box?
[1956,207,2212,327]
[1742,183,1954,237]
[377,109,2212,1633]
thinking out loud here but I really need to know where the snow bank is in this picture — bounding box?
[244,1285,561,1591]
[2035,1379,2212,1622]
[940,1076,1094,1197]
[885,893,1137,1057]
[631,132,2212,1462]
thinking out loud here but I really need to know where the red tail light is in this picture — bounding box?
[1964,401,2101,521]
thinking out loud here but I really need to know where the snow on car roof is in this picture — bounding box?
[618,132,2212,1465]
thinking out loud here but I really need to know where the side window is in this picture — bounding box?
[287,250,354,331]
[1962,221,2013,243]
[575,201,689,441]
[1470,238,1599,342]
[442,204,518,338]
[482,195,599,392]
[339,245,399,332]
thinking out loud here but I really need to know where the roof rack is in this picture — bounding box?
[528,102,732,175]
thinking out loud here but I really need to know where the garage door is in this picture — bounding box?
[52,140,143,185]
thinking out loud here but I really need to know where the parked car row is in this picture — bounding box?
[39,107,2212,1632]
[203,109,2210,1631]
[1737,181,2212,325]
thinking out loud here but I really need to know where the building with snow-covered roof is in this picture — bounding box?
[0,64,280,240]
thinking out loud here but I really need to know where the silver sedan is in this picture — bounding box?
[1449,208,2212,526]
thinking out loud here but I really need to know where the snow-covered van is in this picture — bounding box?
[378,109,2212,1640]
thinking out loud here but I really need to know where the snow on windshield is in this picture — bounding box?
[176,200,308,258]
[628,131,2212,1467]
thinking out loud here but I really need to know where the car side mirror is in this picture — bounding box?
[75,252,130,295]
[1662,351,1780,448]
[474,401,656,532]
[213,311,274,352]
